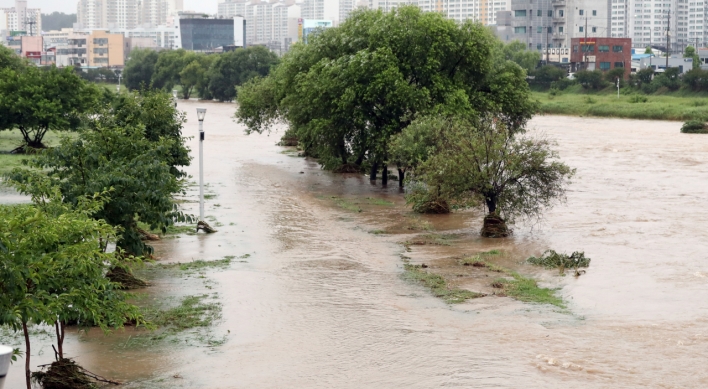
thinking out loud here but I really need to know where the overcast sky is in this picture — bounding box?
[2,0,218,15]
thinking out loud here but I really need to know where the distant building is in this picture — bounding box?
[300,19,332,43]
[110,25,178,49]
[570,37,631,78]
[174,15,245,52]
[88,30,129,67]
[0,0,42,36]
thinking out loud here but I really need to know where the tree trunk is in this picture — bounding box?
[480,213,510,238]
[397,169,405,188]
[23,321,31,389]
[381,165,388,186]
[370,162,379,181]
[55,321,65,360]
[485,195,497,214]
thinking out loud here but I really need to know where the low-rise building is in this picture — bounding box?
[570,37,631,78]
[88,30,129,67]
[174,15,245,52]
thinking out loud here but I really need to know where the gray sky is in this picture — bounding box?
[2,0,218,15]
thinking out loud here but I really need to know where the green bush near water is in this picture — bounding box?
[680,120,708,133]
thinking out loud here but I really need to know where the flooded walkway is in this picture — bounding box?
[5,104,708,388]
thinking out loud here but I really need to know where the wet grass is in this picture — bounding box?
[402,264,484,304]
[364,197,394,206]
[145,294,221,331]
[494,272,565,308]
[324,196,362,212]
[401,216,433,231]
[369,229,386,235]
[532,88,708,121]
[404,233,457,246]
[527,250,591,276]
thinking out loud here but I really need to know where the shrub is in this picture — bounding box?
[551,78,575,90]
[527,250,591,275]
[584,96,596,104]
[652,68,681,91]
[682,68,708,91]
[680,120,708,133]
[532,65,566,85]
[628,94,648,103]
[605,68,626,87]
[575,70,607,89]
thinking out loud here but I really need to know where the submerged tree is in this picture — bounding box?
[401,116,574,236]
[236,6,536,183]
[0,182,143,389]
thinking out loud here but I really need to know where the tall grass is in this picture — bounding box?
[533,91,708,121]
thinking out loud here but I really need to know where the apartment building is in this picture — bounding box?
[77,0,141,29]
[88,30,129,67]
[111,25,177,48]
[628,0,674,49]
[219,0,302,48]
[0,0,42,35]
[506,0,610,52]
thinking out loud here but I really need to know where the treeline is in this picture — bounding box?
[123,46,279,101]
[1,44,190,389]
[236,7,573,236]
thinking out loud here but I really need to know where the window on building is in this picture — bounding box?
[593,10,597,15]
[548,10,553,16]
[515,10,527,16]
[573,44,579,52]
[582,44,595,52]
[579,26,584,32]
[537,26,543,33]
[537,9,542,16]
[548,26,553,33]
[613,45,623,52]
[515,26,527,33]
[580,9,584,15]
[559,10,564,16]
[537,43,543,50]
[592,27,597,32]
[599,45,610,52]
[614,62,624,67]
[559,26,564,33]
[600,61,611,70]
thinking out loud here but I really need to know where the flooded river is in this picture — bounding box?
[4,102,708,388]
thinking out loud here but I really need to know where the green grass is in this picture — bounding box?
[364,197,394,206]
[495,272,565,308]
[144,294,221,331]
[0,130,73,175]
[404,233,457,246]
[402,264,484,304]
[326,196,362,212]
[533,88,708,121]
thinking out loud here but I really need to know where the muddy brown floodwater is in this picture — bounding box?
[5,103,708,388]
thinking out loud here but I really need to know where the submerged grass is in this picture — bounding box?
[146,294,221,331]
[527,250,591,276]
[495,272,565,308]
[404,233,457,246]
[402,264,484,304]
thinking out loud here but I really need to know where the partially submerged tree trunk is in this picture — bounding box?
[13,126,49,153]
[370,162,379,181]
[106,266,148,289]
[54,321,65,360]
[381,165,388,186]
[397,168,405,188]
[23,321,31,389]
[480,214,510,238]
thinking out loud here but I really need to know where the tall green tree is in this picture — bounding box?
[209,46,279,102]
[152,49,199,91]
[124,48,159,90]
[0,183,143,389]
[236,7,536,183]
[494,40,541,74]
[685,46,701,69]
[0,44,26,70]
[180,55,217,99]
[0,66,99,151]
[402,115,574,236]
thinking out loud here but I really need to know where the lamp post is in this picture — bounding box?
[172,89,178,108]
[117,73,122,93]
[197,107,206,224]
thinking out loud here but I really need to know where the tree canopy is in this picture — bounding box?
[0,65,100,150]
[207,46,279,101]
[124,48,159,90]
[236,6,537,182]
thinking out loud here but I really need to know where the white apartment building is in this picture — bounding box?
[628,0,674,49]
[218,0,302,48]
[140,0,184,27]
[77,0,140,30]
[0,0,42,35]
[302,0,340,20]
[111,25,178,48]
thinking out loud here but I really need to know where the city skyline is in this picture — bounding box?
[0,0,217,14]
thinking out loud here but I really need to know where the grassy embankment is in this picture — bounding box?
[0,129,66,176]
[533,85,708,121]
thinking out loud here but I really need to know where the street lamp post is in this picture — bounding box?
[117,74,122,93]
[172,89,178,108]
[197,107,206,224]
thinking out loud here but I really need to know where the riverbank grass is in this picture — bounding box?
[533,89,708,121]
[495,272,565,308]
[403,263,484,304]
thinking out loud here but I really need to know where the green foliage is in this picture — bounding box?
[402,264,483,303]
[76,67,118,83]
[110,89,191,178]
[0,66,99,149]
[146,295,221,331]
[633,68,654,89]
[575,70,607,90]
[653,67,681,91]
[681,68,708,91]
[494,40,541,73]
[532,65,566,85]
[208,46,279,102]
[495,273,564,307]
[527,250,591,275]
[685,46,700,69]
[0,44,26,71]
[680,120,708,133]
[605,68,626,86]
[644,47,653,54]
[7,109,190,255]
[124,48,159,90]
[237,6,536,174]
[180,55,217,99]
[628,94,648,103]
[406,116,574,225]
[152,49,199,91]
[0,187,144,387]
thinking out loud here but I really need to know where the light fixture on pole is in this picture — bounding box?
[195,108,216,233]
[172,89,178,108]
[117,73,122,93]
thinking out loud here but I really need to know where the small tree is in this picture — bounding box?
[644,46,653,55]
[532,65,566,85]
[605,68,626,87]
[575,70,607,89]
[124,48,159,90]
[0,183,143,389]
[208,46,279,102]
[0,66,99,151]
[408,116,574,237]
[685,46,700,70]
[0,44,26,70]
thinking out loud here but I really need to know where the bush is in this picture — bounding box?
[653,67,681,91]
[605,68,626,87]
[527,250,591,275]
[532,65,566,85]
[682,68,708,91]
[584,96,596,104]
[681,120,708,133]
[628,94,648,103]
[575,70,607,89]
[550,78,575,90]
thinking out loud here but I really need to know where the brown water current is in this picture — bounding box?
[4,104,708,388]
